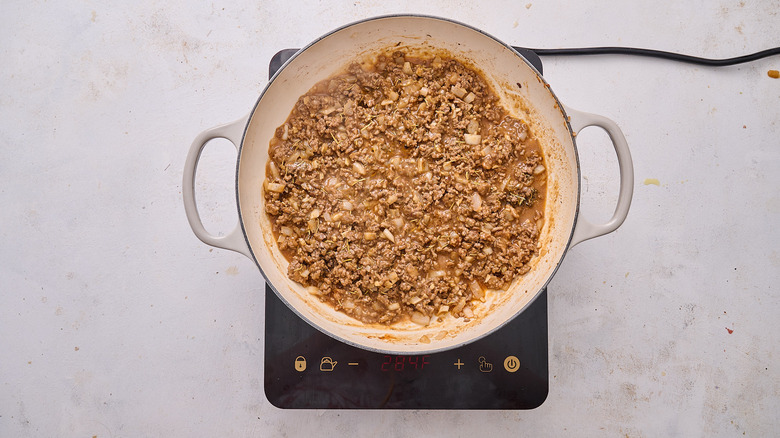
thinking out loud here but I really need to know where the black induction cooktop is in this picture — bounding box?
[263,47,548,409]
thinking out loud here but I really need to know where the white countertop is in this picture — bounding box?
[2,1,779,436]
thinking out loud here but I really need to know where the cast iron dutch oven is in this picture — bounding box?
[183,15,633,354]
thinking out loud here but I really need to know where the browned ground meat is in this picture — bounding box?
[264,51,546,325]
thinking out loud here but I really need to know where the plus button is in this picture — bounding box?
[454,359,465,370]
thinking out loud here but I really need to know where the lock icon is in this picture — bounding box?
[319,356,337,372]
[294,356,307,372]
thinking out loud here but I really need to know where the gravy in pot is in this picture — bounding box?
[263,51,546,325]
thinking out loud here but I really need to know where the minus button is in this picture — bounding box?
[348,362,360,366]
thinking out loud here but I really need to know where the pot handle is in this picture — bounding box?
[182,114,253,259]
[565,106,634,247]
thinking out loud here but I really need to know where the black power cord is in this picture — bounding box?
[526,46,780,66]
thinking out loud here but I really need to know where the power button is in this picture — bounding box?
[504,355,520,373]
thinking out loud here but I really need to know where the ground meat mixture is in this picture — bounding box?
[263,51,547,325]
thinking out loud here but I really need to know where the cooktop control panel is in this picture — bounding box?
[263,284,548,409]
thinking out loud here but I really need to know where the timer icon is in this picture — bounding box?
[504,355,520,373]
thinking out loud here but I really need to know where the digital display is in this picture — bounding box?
[381,355,430,371]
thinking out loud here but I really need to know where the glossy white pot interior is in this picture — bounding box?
[237,16,580,354]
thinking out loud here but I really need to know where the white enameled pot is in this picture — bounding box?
[183,15,633,354]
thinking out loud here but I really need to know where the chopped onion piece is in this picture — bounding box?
[403,61,413,75]
[382,228,395,243]
[483,246,493,255]
[280,226,294,236]
[341,200,354,211]
[451,86,467,98]
[534,164,546,174]
[463,92,476,103]
[409,295,423,305]
[471,192,482,211]
[364,231,376,240]
[392,217,404,229]
[387,90,399,101]
[309,208,321,219]
[464,133,482,145]
[342,300,355,310]
[386,193,398,205]
[503,206,516,220]
[388,302,400,311]
[322,211,332,222]
[306,286,320,295]
[519,130,528,141]
[428,270,447,279]
[463,307,474,318]
[388,272,399,284]
[453,298,467,314]
[269,161,281,180]
[281,124,289,140]
[265,181,286,193]
[467,119,480,134]
[353,161,367,175]
[420,86,429,96]
[411,312,430,326]
[469,280,485,299]
[417,158,428,173]
[403,83,419,95]
[437,305,450,314]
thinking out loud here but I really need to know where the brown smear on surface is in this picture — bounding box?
[726,327,734,334]
[768,70,779,79]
